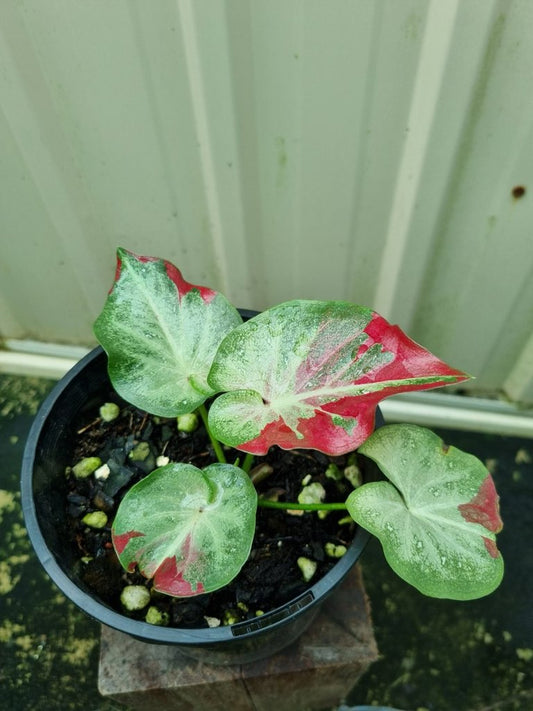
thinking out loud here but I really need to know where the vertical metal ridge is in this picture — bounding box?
[176,0,231,293]
[373,0,460,322]
[128,2,184,249]
[0,295,21,340]
[289,2,306,297]
[221,0,265,307]
[505,331,533,403]
[344,0,386,300]
[0,3,107,334]
[408,2,533,382]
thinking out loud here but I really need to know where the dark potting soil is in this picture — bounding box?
[65,396,360,630]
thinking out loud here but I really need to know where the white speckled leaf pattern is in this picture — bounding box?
[347,424,504,600]
[207,301,468,455]
[94,249,242,416]
[112,463,257,597]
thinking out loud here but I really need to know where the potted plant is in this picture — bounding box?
[21,248,503,665]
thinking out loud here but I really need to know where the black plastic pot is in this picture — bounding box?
[21,340,376,665]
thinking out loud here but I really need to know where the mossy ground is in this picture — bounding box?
[0,373,531,710]
[0,375,127,711]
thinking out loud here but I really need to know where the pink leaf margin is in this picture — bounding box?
[237,311,470,455]
[112,528,206,596]
[459,475,503,540]
[113,248,217,303]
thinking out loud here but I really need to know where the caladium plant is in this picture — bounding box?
[92,248,504,605]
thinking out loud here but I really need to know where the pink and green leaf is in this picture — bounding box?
[207,301,469,455]
[111,462,257,597]
[346,424,504,600]
[94,248,242,417]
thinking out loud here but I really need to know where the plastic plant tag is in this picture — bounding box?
[94,248,242,416]
[112,462,257,597]
[346,424,504,600]
[207,301,469,455]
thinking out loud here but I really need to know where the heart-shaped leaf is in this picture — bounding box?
[207,301,469,455]
[112,462,257,597]
[346,424,504,600]
[94,248,242,416]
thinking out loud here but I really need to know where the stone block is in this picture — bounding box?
[98,565,377,711]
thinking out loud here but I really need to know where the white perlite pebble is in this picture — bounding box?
[176,412,199,432]
[100,402,120,422]
[120,585,151,611]
[204,616,221,628]
[297,556,317,582]
[94,463,111,480]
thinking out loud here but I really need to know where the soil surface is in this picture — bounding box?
[65,397,360,630]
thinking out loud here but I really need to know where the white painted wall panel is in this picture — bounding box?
[1,0,532,402]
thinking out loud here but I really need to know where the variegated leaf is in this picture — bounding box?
[112,463,257,597]
[207,301,469,455]
[94,248,242,416]
[346,424,504,600]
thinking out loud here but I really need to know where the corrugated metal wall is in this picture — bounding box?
[1,0,533,401]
